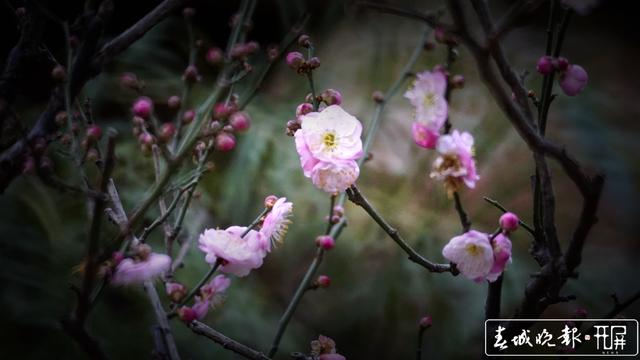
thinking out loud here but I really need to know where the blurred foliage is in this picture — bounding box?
[1,1,639,359]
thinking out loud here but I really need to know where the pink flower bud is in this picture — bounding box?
[39,156,54,174]
[419,315,433,328]
[245,41,259,54]
[559,64,588,96]
[536,56,554,75]
[213,102,236,120]
[182,65,201,83]
[296,103,314,117]
[286,51,305,70]
[133,97,153,118]
[22,157,36,174]
[120,72,141,90]
[307,57,321,69]
[333,205,344,217]
[286,119,301,136]
[138,132,154,145]
[264,195,278,208]
[555,57,569,71]
[182,109,196,124]
[451,74,465,89]
[372,90,384,103]
[499,212,519,232]
[215,132,236,152]
[112,251,124,265]
[206,47,224,65]
[315,235,335,250]
[317,275,331,288]
[298,34,312,48]
[86,148,99,162]
[223,124,234,133]
[229,111,251,132]
[434,27,447,44]
[321,89,342,106]
[166,282,188,303]
[209,120,222,133]
[55,111,67,127]
[267,45,279,61]
[167,95,181,110]
[159,123,176,142]
[411,122,439,149]
[178,306,197,323]
[86,125,102,141]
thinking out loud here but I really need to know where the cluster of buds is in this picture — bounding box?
[536,56,588,96]
[325,205,344,224]
[285,88,343,136]
[130,97,158,153]
[285,34,320,74]
[120,72,145,92]
[200,96,252,153]
[315,235,335,250]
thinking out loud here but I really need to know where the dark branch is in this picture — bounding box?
[189,321,271,360]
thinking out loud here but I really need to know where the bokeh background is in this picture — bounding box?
[1,0,639,359]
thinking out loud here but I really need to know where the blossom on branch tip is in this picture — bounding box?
[111,253,171,285]
[486,233,512,282]
[499,212,519,232]
[260,197,293,249]
[198,228,265,277]
[442,230,493,281]
[294,105,363,193]
[430,130,479,194]
[559,64,588,96]
[133,97,153,118]
[404,70,448,141]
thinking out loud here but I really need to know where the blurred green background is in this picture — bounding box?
[1,0,639,359]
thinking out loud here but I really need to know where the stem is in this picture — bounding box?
[452,191,471,233]
[483,196,535,235]
[241,207,270,238]
[175,260,222,309]
[144,281,181,360]
[267,219,347,358]
[485,275,503,320]
[416,326,427,360]
[190,321,271,360]
[346,185,455,273]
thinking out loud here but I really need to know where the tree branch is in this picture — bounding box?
[189,321,271,360]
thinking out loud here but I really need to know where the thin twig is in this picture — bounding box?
[483,197,535,235]
[189,321,271,360]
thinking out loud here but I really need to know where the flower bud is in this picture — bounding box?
[330,215,341,224]
[296,103,314,117]
[267,45,279,61]
[372,90,384,103]
[298,34,312,48]
[159,123,176,142]
[120,72,142,90]
[419,315,433,329]
[333,205,344,217]
[178,306,197,323]
[138,132,154,145]
[22,157,36,174]
[307,57,321,70]
[499,212,519,232]
[451,74,465,89]
[167,95,181,110]
[209,120,222,133]
[321,89,342,106]
[223,124,234,133]
[39,156,54,174]
[182,109,196,124]
[133,97,153,118]
[264,195,278,208]
[215,132,236,152]
[555,57,569,71]
[245,41,259,54]
[213,102,236,120]
[86,148,99,162]
[229,111,251,132]
[112,251,124,265]
[559,64,588,96]
[55,111,68,127]
[86,125,103,141]
[183,65,201,83]
[286,51,305,70]
[434,27,447,44]
[136,243,152,260]
[166,282,188,303]
[315,235,335,250]
[536,55,554,75]
[51,65,66,82]
[317,275,331,288]
[206,47,224,65]
[286,119,301,136]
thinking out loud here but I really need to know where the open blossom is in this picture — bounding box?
[404,70,448,148]
[442,230,494,281]
[179,275,231,322]
[486,234,513,282]
[111,253,170,285]
[294,105,363,193]
[430,130,479,194]
[260,197,293,249]
[198,228,264,277]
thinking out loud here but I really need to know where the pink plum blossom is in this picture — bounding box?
[442,230,494,281]
[260,197,293,249]
[430,130,480,194]
[499,212,520,232]
[486,234,513,282]
[111,253,170,285]
[198,228,264,277]
[294,105,363,193]
[404,70,448,144]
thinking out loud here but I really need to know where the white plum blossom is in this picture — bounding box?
[404,70,448,148]
[198,227,265,277]
[430,130,480,194]
[442,230,494,281]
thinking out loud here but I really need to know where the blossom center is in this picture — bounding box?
[465,243,482,257]
[322,131,337,150]
[423,92,437,108]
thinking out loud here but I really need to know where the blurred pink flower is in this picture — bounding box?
[294,105,363,193]
[404,70,448,143]
[486,234,513,282]
[430,130,480,194]
[411,122,439,149]
[559,64,588,96]
[198,228,264,277]
[111,253,170,285]
[260,197,293,249]
[442,230,493,281]
[200,274,231,299]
